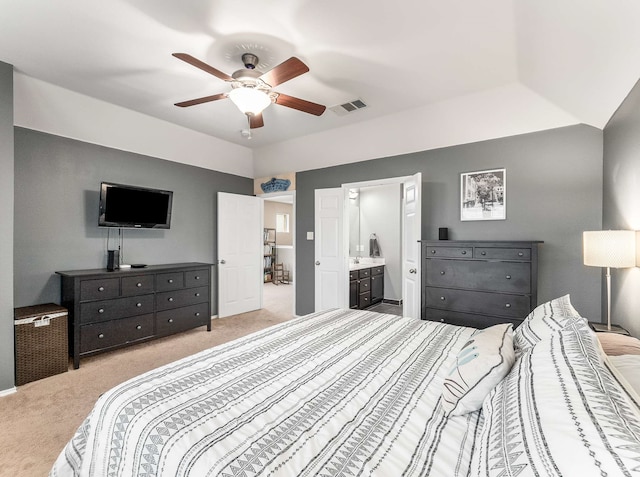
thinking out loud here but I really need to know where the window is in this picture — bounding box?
[276,213,289,233]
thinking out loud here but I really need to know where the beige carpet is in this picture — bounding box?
[0,282,293,477]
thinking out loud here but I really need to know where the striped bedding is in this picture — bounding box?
[50,308,640,476]
[50,309,482,477]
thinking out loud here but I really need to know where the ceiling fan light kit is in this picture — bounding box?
[173,51,326,129]
[228,87,272,115]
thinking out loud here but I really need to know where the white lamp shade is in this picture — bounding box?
[583,230,636,268]
[228,88,271,115]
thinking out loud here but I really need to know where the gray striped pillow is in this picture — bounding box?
[513,294,583,351]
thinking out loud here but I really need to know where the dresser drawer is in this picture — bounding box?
[80,294,154,324]
[426,259,530,293]
[358,268,371,278]
[121,275,155,296]
[425,308,523,329]
[156,303,209,336]
[156,286,209,311]
[80,278,120,301]
[425,287,530,319]
[185,269,209,288]
[156,272,184,291]
[358,277,371,292]
[474,247,531,260]
[349,270,356,281]
[80,313,153,353]
[424,246,473,259]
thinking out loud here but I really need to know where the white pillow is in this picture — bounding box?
[472,320,640,476]
[513,294,583,351]
[442,323,515,416]
[608,355,640,395]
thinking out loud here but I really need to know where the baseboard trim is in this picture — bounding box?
[383,299,402,306]
[0,386,17,397]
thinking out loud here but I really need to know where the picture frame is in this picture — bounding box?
[460,168,506,221]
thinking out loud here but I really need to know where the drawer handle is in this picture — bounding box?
[195,312,200,317]
[505,275,511,280]
[98,286,105,292]
[98,333,105,339]
[195,293,201,297]
[505,303,511,308]
[136,302,142,307]
[371,277,375,281]
[431,250,436,254]
[98,308,104,314]
[136,282,142,288]
[440,318,445,323]
[168,279,173,283]
[440,271,445,275]
[518,252,524,257]
[440,296,446,301]
[168,297,174,302]
[136,325,142,330]
[168,318,174,323]
[195,276,200,280]
[461,251,467,255]
[481,251,486,255]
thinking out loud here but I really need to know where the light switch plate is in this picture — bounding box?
[307,232,314,240]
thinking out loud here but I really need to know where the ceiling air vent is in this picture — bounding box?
[330,98,368,116]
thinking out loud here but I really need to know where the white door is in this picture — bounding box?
[314,188,345,311]
[402,173,422,319]
[218,192,263,318]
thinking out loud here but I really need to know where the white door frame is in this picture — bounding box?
[258,190,296,317]
[342,174,422,316]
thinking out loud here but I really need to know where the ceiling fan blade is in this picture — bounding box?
[249,113,264,129]
[259,57,309,87]
[275,93,326,116]
[174,93,227,107]
[172,53,234,82]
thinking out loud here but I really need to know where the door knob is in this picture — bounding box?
[315,261,320,266]
[219,259,226,264]
[409,268,417,274]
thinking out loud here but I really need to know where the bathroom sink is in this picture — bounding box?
[349,257,385,270]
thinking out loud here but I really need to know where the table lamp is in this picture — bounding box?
[583,230,636,332]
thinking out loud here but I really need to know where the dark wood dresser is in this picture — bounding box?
[421,241,542,328]
[57,262,212,368]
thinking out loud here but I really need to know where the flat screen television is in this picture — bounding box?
[99,182,173,229]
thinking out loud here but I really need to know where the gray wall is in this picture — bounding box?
[296,125,604,319]
[603,78,640,338]
[14,128,252,313]
[0,61,14,391]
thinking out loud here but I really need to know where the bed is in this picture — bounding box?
[50,299,640,476]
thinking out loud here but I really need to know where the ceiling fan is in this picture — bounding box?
[173,52,326,129]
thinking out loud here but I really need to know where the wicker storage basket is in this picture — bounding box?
[14,304,68,385]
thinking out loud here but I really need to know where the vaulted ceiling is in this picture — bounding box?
[1,0,639,156]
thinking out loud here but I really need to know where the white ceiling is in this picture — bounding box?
[2,0,640,152]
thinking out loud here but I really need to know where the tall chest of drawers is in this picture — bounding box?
[421,241,541,328]
[57,262,212,368]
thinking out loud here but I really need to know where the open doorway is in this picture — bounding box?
[262,192,295,318]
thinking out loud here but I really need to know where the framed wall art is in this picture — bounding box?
[460,168,506,221]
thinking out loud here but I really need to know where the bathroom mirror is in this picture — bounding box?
[348,189,360,257]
